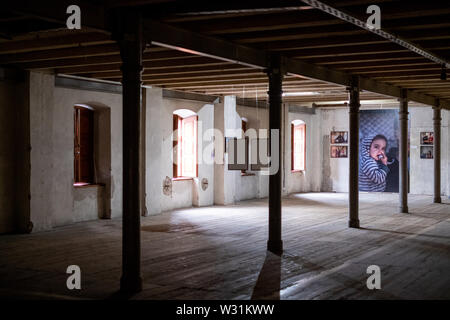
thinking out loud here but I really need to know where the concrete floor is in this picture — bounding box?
[0,192,449,300]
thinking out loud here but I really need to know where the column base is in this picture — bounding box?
[349,219,360,228]
[399,206,409,213]
[120,274,142,294]
[434,197,442,204]
[267,240,283,256]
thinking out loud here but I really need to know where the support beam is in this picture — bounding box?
[399,89,409,213]
[433,104,442,203]
[115,9,143,294]
[348,76,360,228]
[301,0,450,69]
[266,54,283,255]
[4,1,450,110]
[143,19,450,110]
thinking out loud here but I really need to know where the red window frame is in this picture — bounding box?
[173,114,198,178]
[291,123,306,172]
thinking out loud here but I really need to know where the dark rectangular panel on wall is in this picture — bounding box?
[228,137,249,171]
[74,106,94,183]
[250,138,269,171]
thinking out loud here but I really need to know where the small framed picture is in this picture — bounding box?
[420,132,434,145]
[330,131,348,144]
[331,145,348,158]
[420,146,433,159]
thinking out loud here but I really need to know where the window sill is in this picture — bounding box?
[241,172,256,177]
[291,170,305,173]
[172,177,195,181]
[73,183,104,188]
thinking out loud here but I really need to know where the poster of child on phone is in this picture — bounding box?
[359,109,405,193]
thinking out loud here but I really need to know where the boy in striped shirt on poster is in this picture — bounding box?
[359,134,391,192]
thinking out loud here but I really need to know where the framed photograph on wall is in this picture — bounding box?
[330,145,348,158]
[420,132,434,145]
[330,131,348,144]
[420,146,433,159]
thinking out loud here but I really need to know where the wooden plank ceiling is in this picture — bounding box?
[1,0,449,104]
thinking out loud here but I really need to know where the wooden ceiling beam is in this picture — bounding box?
[331,60,432,70]
[288,46,408,59]
[253,34,388,51]
[145,19,449,108]
[312,53,420,65]
[160,81,343,90]
[0,31,111,54]
[5,47,195,65]
[0,43,119,63]
[354,67,441,75]
[17,53,229,70]
[166,12,450,46]
[4,1,449,109]
[87,63,251,78]
[4,1,108,33]
[234,29,366,44]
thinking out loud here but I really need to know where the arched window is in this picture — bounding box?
[291,119,306,171]
[173,109,198,178]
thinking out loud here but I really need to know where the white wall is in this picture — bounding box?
[214,96,240,205]
[20,71,450,234]
[236,104,269,200]
[319,108,349,192]
[147,94,215,212]
[410,106,449,196]
[283,105,322,195]
[144,87,163,215]
[29,72,123,231]
[317,106,449,197]
[194,103,215,207]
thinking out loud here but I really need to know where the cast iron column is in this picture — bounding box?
[266,54,284,255]
[433,103,442,203]
[348,76,360,228]
[399,89,409,213]
[116,10,143,294]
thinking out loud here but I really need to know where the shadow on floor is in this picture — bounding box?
[106,290,136,300]
[251,251,281,300]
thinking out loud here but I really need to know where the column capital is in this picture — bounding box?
[433,103,442,122]
[346,75,360,92]
[347,76,360,112]
[265,54,287,77]
[398,88,408,103]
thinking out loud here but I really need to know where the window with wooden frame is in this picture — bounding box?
[291,120,306,171]
[241,118,248,174]
[173,111,198,178]
[74,106,94,185]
